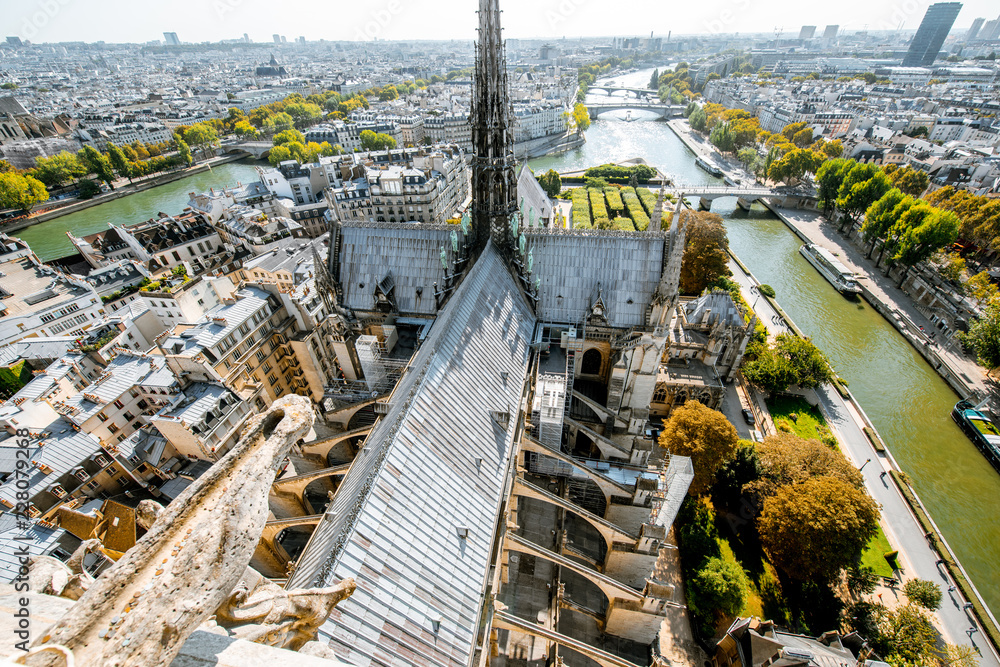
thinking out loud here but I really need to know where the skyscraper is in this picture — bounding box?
[799,25,817,40]
[163,32,180,46]
[966,17,985,40]
[823,25,839,40]
[902,2,962,67]
[981,16,1000,41]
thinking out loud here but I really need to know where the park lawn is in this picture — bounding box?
[860,525,896,578]
[766,394,838,445]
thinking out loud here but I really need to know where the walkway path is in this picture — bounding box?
[729,242,999,665]
[815,382,1000,667]
[771,207,988,397]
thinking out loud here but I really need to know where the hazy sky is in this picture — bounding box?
[9,0,998,45]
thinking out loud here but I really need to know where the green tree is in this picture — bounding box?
[359,130,397,151]
[815,158,853,215]
[649,68,660,90]
[743,334,833,393]
[31,151,87,188]
[537,169,561,198]
[272,129,305,147]
[736,147,759,172]
[758,476,879,580]
[780,121,808,141]
[688,107,708,132]
[0,171,49,212]
[106,144,133,183]
[262,111,295,135]
[79,145,116,189]
[902,579,942,611]
[268,145,293,166]
[572,103,591,132]
[688,557,749,618]
[891,207,959,285]
[767,148,823,185]
[872,604,944,666]
[658,400,739,495]
[960,301,1000,373]
[861,188,906,257]
[836,164,891,231]
[679,210,731,294]
[173,134,193,166]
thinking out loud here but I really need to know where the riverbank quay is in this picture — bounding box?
[764,204,987,400]
[728,247,1000,664]
[0,153,253,233]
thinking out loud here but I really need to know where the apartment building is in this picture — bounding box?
[0,235,104,347]
[138,274,236,329]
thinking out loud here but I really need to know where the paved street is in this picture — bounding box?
[816,384,1000,667]
[772,207,989,397]
[728,247,999,664]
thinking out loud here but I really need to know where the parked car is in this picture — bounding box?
[741,408,756,425]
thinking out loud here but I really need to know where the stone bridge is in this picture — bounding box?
[585,102,685,120]
[272,463,352,513]
[222,141,272,159]
[587,85,658,98]
[667,185,777,211]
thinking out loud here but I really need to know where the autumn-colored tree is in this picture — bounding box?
[572,103,591,132]
[272,129,305,147]
[658,400,739,495]
[882,164,929,197]
[0,171,49,212]
[745,433,863,503]
[780,121,808,141]
[966,271,999,307]
[679,210,731,294]
[960,300,1000,373]
[758,476,879,580]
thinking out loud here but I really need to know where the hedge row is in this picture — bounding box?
[571,188,591,229]
[589,189,609,221]
[620,188,650,231]
[863,426,885,453]
[612,216,636,231]
[583,163,657,183]
[604,187,625,215]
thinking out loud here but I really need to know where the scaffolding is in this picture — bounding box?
[653,455,694,530]
[534,373,566,451]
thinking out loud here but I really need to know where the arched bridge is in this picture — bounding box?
[585,102,685,120]
[666,185,782,210]
[587,85,658,98]
[222,141,272,159]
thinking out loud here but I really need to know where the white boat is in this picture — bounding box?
[799,244,862,295]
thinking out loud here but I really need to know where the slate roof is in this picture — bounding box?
[685,291,744,329]
[289,244,537,667]
[526,229,666,328]
[338,222,465,316]
[0,514,64,584]
[59,352,166,422]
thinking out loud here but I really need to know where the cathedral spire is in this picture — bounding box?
[470,0,518,258]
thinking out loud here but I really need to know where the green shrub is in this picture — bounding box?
[611,216,635,231]
[589,189,608,220]
[759,284,776,297]
[604,187,625,215]
[571,188,591,229]
[863,426,885,452]
[584,163,656,183]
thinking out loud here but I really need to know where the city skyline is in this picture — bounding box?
[7,0,997,45]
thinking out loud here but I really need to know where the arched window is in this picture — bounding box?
[581,348,602,375]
